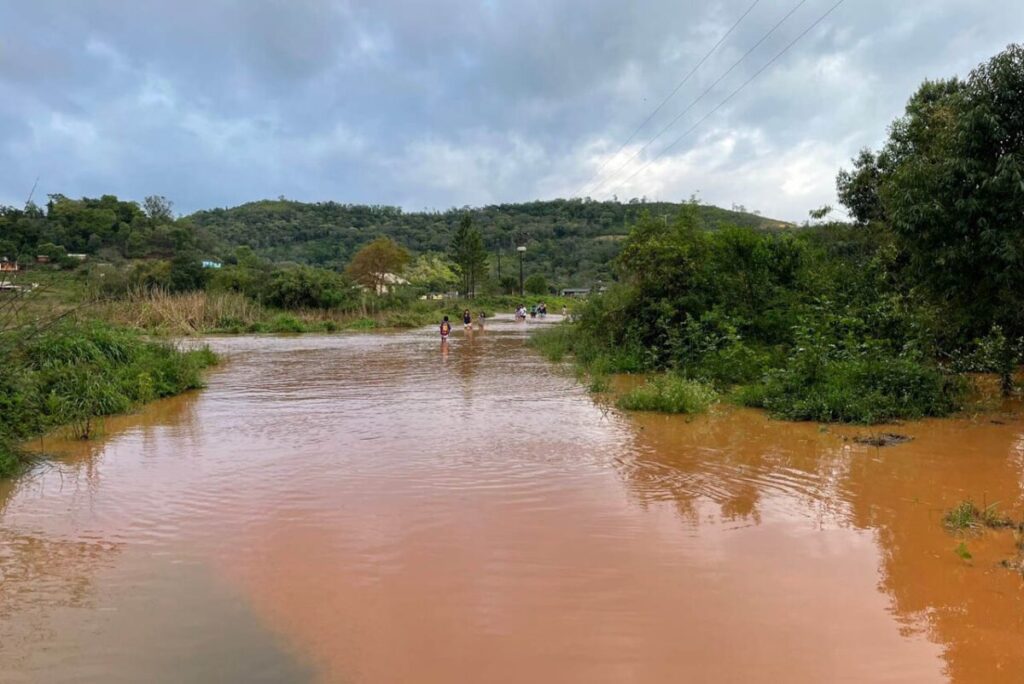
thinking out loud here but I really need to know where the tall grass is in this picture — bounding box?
[531,325,575,362]
[103,288,441,334]
[106,287,263,334]
[0,320,217,478]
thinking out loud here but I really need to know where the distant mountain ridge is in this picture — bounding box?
[190,198,791,286]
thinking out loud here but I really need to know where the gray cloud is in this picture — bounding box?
[1,0,1021,221]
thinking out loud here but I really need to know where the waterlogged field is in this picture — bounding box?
[1,316,1022,682]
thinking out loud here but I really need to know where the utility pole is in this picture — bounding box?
[517,245,526,296]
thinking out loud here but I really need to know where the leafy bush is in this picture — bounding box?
[746,350,964,424]
[524,273,548,295]
[267,314,305,333]
[262,265,357,310]
[0,445,19,478]
[617,375,717,414]
[667,312,774,386]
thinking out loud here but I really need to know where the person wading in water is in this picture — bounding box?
[463,309,473,329]
[440,316,452,342]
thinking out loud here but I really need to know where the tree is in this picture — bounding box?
[344,237,410,293]
[448,214,488,298]
[264,265,356,309]
[168,252,207,292]
[854,44,1024,339]
[405,253,459,293]
[836,149,884,224]
[144,195,174,223]
[499,275,518,295]
[524,274,548,295]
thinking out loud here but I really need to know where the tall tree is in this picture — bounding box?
[449,214,488,298]
[143,195,174,223]
[838,44,1024,338]
[344,236,410,293]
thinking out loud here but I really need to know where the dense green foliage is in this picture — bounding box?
[0,321,216,477]
[524,274,548,295]
[187,198,784,287]
[0,194,215,264]
[837,44,1024,342]
[542,210,968,423]
[2,193,784,323]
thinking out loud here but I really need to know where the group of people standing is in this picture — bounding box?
[515,303,548,320]
[440,309,485,341]
[441,303,568,341]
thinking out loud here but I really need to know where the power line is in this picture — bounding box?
[576,0,761,196]
[584,0,810,198]
[601,0,847,198]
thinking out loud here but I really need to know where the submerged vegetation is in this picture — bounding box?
[943,499,1023,572]
[943,501,1015,533]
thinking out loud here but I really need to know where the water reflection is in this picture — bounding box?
[617,405,1024,681]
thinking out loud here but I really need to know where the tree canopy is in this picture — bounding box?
[344,236,410,292]
[836,43,1024,339]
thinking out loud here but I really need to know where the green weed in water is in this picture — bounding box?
[943,500,1013,532]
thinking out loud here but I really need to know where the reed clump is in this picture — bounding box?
[106,287,263,334]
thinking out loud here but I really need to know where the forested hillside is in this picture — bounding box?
[189,199,789,286]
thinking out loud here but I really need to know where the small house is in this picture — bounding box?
[560,288,591,298]
[0,258,18,273]
[375,272,408,295]
[67,253,88,261]
[35,255,51,264]
[202,260,223,269]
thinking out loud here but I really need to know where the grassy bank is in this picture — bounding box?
[0,320,217,478]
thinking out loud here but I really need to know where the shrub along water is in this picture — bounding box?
[0,321,216,477]
[536,210,971,423]
[617,376,718,415]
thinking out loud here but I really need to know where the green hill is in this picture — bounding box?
[191,198,790,287]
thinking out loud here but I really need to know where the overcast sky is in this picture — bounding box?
[0,1,1021,221]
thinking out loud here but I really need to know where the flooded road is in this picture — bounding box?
[1,316,1022,682]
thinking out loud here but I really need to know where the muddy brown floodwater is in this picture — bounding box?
[1,316,1023,682]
